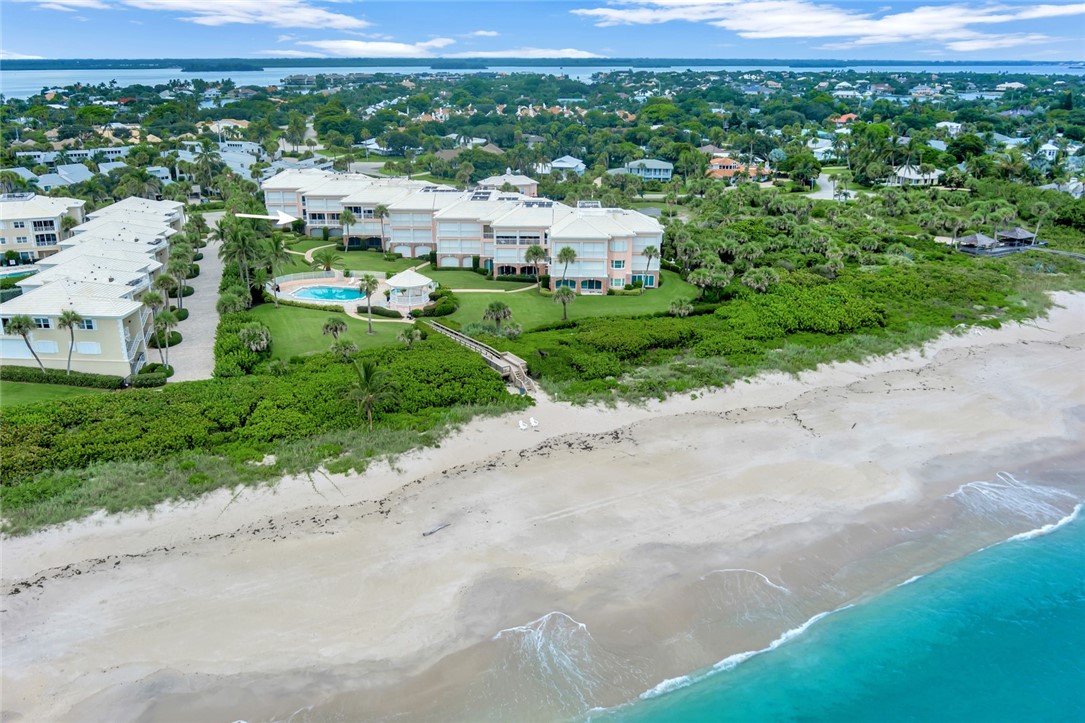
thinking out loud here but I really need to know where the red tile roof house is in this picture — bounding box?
[833,113,859,125]
[706,157,771,183]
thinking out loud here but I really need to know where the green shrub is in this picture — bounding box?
[0,273,31,290]
[148,331,183,348]
[0,365,125,389]
[131,373,167,388]
[140,363,174,378]
[262,294,344,313]
[369,306,403,318]
[180,285,195,297]
[170,307,190,322]
[213,311,268,377]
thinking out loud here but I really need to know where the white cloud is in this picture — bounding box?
[252,49,327,58]
[19,0,371,29]
[18,0,109,10]
[571,0,1085,52]
[122,0,371,29]
[277,34,297,42]
[0,49,46,59]
[469,30,500,37]
[449,47,603,58]
[299,37,456,58]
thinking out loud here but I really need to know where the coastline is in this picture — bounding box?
[3,292,1083,721]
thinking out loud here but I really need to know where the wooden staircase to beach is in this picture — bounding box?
[426,321,536,394]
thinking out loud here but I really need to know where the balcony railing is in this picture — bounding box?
[125,332,144,360]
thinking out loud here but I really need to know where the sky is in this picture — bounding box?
[1,0,1084,62]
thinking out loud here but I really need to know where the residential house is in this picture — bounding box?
[833,113,859,125]
[706,157,771,183]
[0,192,85,262]
[538,155,586,177]
[608,159,673,182]
[478,171,539,197]
[1038,142,1059,162]
[935,121,963,137]
[887,165,944,186]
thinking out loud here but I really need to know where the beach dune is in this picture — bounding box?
[3,294,1083,722]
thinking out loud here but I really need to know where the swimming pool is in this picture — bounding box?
[0,267,37,279]
[292,286,365,302]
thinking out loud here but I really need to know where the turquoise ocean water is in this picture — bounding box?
[606,506,1085,722]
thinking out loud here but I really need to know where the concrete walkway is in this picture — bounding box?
[170,212,224,382]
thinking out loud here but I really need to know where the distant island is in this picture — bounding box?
[180,61,264,73]
[3,57,1082,72]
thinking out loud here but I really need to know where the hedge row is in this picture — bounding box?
[263,293,344,313]
[368,306,403,318]
[1,339,518,484]
[131,373,167,388]
[213,311,271,378]
[0,365,125,389]
[416,286,458,317]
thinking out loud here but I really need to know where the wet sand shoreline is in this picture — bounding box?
[3,294,1083,722]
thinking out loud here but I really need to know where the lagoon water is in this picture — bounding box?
[603,486,1085,722]
[2,62,1083,99]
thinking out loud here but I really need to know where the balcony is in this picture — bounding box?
[125,331,145,360]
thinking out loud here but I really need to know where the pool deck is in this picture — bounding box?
[276,273,429,317]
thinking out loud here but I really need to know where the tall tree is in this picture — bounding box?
[5,315,47,373]
[56,309,83,376]
[359,273,381,335]
[141,290,166,364]
[338,208,356,249]
[350,359,397,432]
[553,286,576,320]
[483,300,512,332]
[322,317,347,341]
[372,204,389,251]
[154,309,178,373]
[310,248,342,271]
[640,245,659,294]
[524,244,547,288]
[262,234,291,307]
[556,246,577,283]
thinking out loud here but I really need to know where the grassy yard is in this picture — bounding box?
[429,269,534,290]
[0,380,107,407]
[249,304,405,359]
[446,270,697,330]
[287,237,335,254]
[279,247,420,277]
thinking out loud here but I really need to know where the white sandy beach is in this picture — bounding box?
[2,293,1084,722]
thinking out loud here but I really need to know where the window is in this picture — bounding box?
[33,340,58,353]
[580,279,602,291]
[631,274,656,288]
[611,277,625,287]
[33,317,51,329]
[16,236,28,244]
[608,240,628,253]
[75,341,101,355]
[32,220,56,232]
[554,279,575,289]
[12,221,25,229]
[611,259,625,269]
[35,234,58,246]
[78,319,96,330]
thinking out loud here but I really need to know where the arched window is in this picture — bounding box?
[580,279,602,291]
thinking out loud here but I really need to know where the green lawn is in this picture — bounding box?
[287,237,335,254]
[446,270,697,330]
[249,304,404,359]
[429,269,534,290]
[279,248,419,277]
[0,380,107,407]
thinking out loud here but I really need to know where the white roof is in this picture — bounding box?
[385,269,433,288]
[479,171,538,187]
[893,165,944,180]
[0,193,84,221]
[0,279,142,318]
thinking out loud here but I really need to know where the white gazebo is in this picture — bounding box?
[386,269,437,306]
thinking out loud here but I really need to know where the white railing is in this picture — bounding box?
[126,332,143,360]
[271,270,338,285]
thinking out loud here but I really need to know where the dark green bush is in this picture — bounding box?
[0,273,31,290]
[148,331,183,348]
[181,285,195,298]
[213,311,268,377]
[140,363,174,378]
[131,373,167,388]
[0,365,125,389]
[170,307,190,321]
[187,264,200,279]
[369,306,403,318]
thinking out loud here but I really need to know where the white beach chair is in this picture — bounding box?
[518,420,528,431]
[529,417,539,431]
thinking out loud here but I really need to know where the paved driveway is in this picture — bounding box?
[169,212,224,382]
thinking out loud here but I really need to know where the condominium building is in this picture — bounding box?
[477,171,538,197]
[262,169,662,293]
[0,196,184,376]
[0,193,86,262]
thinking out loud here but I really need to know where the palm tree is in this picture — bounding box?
[330,339,358,362]
[322,317,347,340]
[397,328,422,349]
[741,267,780,293]
[350,359,398,432]
[262,234,291,307]
[524,244,546,287]
[641,245,659,293]
[338,208,356,250]
[483,300,512,332]
[359,273,381,334]
[556,246,577,283]
[219,220,262,290]
[310,248,342,271]
[553,286,576,320]
[154,274,178,308]
[5,315,46,373]
[60,214,79,239]
[687,267,712,298]
[669,299,694,317]
[57,309,84,376]
[141,290,165,363]
[166,256,190,311]
[372,204,389,251]
[1031,202,1051,245]
[154,309,178,372]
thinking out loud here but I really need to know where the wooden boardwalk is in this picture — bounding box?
[426,321,536,393]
